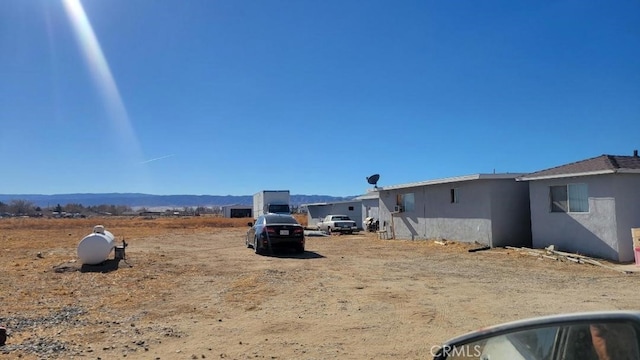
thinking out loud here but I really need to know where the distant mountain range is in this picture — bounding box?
[0,193,358,208]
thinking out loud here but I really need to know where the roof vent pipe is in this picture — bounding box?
[634,150,639,157]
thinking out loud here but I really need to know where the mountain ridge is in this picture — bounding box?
[0,193,358,208]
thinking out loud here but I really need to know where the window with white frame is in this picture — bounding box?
[550,183,589,213]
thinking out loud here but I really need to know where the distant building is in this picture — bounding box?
[221,204,252,218]
[304,200,363,229]
[140,211,163,217]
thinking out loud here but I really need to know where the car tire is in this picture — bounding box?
[295,245,304,254]
[246,234,252,248]
[326,227,331,235]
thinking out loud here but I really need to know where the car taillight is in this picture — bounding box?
[263,226,277,235]
[293,228,303,234]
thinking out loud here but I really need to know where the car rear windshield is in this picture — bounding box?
[334,216,351,220]
[265,215,299,225]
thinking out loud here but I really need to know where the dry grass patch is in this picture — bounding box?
[0,214,306,241]
[0,217,250,322]
[225,273,277,310]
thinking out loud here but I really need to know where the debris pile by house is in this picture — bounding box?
[505,245,632,274]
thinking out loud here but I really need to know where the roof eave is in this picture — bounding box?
[519,169,616,181]
[302,199,361,207]
[300,203,329,207]
[378,173,524,191]
[616,169,640,174]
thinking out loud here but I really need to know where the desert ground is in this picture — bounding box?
[1,216,640,360]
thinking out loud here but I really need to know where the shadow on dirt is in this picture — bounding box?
[80,259,122,273]
[53,259,132,274]
[260,250,325,259]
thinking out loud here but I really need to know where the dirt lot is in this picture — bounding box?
[1,217,640,359]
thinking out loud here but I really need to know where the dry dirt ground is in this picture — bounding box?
[2,217,640,360]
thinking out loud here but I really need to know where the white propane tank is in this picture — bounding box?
[77,225,115,265]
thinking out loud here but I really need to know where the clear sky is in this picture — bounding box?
[1,0,638,197]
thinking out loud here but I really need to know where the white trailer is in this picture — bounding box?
[253,190,291,219]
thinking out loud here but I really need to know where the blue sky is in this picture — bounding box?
[1,0,638,197]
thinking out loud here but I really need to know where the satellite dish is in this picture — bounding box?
[366,174,380,188]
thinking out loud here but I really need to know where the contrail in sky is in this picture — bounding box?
[140,154,176,164]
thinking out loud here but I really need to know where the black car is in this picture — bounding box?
[246,214,305,254]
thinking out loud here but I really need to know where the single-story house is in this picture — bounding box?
[304,200,363,229]
[377,173,532,247]
[221,204,252,218]
[519,151,640,262]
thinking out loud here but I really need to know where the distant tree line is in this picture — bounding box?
[0,200,227,217]
[0,200,133,217]
[137,206,219,216]
[0,200,41,216]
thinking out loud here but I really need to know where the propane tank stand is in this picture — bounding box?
[114,239,127,260]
